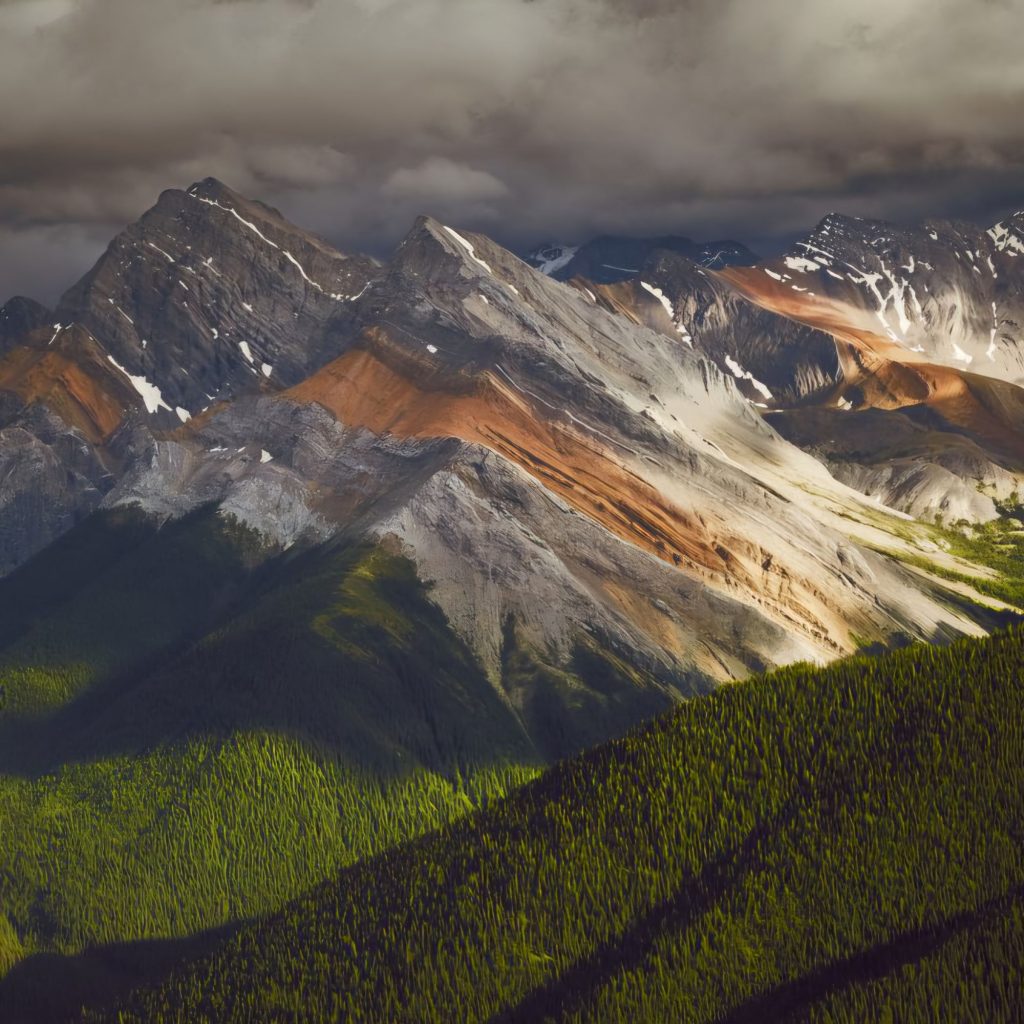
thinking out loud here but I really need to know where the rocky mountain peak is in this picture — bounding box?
[0,177,1016,705]
[386,217,535,304]
[51,179,381,423]
[398,215,496,263]
[185,175,245,203]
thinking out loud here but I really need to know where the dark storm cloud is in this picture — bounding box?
[2,0,1024,302]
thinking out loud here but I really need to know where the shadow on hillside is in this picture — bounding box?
[0,516,684,780]
[711,885,1024,1024]
[495,800,1023,1024]
[493,796,799,1024]
[0,922,235,1024]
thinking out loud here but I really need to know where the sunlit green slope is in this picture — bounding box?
[68,626,1024,1024]
[0,504,663,1013]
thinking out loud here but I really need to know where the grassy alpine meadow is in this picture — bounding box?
[24,623,1014,1023]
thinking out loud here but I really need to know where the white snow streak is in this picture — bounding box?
[189,192,341,296]
[282,250,329,294]
[443,226,492,274]
[107,356,172,414]
[191,195,279,249]
[641,280,692,345]
[988,222,1024,256]
[146,241,176,263]
[724,355,774,400]
[951,342,973,365]
[784,255,820,273]
[640,280,674,318]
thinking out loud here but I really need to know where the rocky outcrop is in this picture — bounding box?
[739,211,1024,384]
[0,393,114,575]
[571,214,1024,524]
[598,249,843,407]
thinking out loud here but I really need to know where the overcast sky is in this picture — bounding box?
[2,0,1024,304]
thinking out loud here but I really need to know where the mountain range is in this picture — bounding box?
[1,179,1023,1020]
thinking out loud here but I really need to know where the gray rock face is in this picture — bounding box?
[769,211,1024,383]
[568,214,1024,524]
[0,181,1010,698]
[733,212,1024,519]
[0,394,113,574]
[104,212,989,691]
[629,250,843,406]
[767,404,1021,525]
[55,177,382,423]
[366,442,819,687]
[826,460,999,524]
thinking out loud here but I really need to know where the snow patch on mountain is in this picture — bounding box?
[951,342,973,365]
[530,244,578,276]
[443,226,492,274]
[640,280,674,318]
[640,281,693,345]
[784,255,820,273]
[107,355,172,414]
[724,354,773,401]
[988,221,1024,256]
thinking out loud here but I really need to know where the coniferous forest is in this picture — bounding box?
[1,505,1020,1020]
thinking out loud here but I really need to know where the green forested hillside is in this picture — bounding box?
[0,505,670,1018]
[28,624,1017,1023]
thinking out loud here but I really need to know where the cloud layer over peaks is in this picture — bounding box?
[2,0,1023,300]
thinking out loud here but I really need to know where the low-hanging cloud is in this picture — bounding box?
[2,0,1024,302]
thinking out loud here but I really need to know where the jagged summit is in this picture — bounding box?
[186,175,247,202]
[726,207,1024,384]
[987,211,1024,255]
[52,178,381,420]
